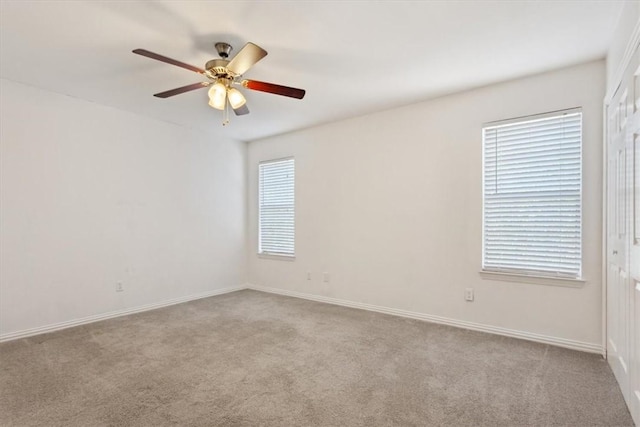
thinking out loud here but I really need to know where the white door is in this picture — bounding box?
[607,42,640,426]
[628,58,640,426]
[607,73,631,398]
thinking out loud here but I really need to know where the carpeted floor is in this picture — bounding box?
[0,289,633,426]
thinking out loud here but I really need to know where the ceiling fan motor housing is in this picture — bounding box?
[204,58,237,80]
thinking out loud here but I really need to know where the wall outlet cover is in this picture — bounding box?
[465,288,474,301]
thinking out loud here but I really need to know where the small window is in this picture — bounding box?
[259,158,295,257]
[482,109,582,279]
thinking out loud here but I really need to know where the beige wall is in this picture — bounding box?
[0,79,247,337]
[248,60,605,350]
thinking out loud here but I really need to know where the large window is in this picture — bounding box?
[259,158,295,257]
[482,109,582,279]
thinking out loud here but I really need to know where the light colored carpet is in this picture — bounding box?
[0,289,633,426]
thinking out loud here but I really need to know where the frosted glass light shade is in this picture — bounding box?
[227,88,246,109]
[208,82,227,110]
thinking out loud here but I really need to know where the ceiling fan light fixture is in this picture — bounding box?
[133,41,306,126]
[227,88,247,109]
[208,81,227,110]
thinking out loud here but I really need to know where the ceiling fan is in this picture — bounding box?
[132,42,306,125]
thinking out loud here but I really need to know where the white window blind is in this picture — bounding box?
[259,158,295,256]
[482,109,582,278]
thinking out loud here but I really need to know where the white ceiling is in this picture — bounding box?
[0,1,624,141]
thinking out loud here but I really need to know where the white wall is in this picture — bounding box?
[606,2,640,93]
[0,79,247,337]
[248,60,605,348]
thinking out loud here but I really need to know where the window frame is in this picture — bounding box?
[258,157,295,260]
[480,108,585,286]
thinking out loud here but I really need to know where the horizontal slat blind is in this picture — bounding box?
[259,158,295,256]
[483,110,582,278]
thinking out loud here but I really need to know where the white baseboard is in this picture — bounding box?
[0,285,245,343]
[247,284,604,355]
[2,283,604,355]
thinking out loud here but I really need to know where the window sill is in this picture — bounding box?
[479,270,585,288]
[257,253,296,262]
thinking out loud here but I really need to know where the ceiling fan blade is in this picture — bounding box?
[153,82,209,98]
[226,42,268,76]
[232,104,250,116]
[241,80,306,99]
[132,49,205,74]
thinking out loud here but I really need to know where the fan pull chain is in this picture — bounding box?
[222,95,230,126]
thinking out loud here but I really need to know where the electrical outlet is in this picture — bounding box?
[323,272,330,283]
[116,283,124,292]
[465,288,474,301]
[307,272,311,281]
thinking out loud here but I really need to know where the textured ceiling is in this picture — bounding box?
[0,1,624,141]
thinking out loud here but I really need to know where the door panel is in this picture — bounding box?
[608,83,630,396]
[629,71,640,425]
[607,44,639,425]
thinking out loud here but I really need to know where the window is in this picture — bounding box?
[482,109,582,279]
[259,158,295,257]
